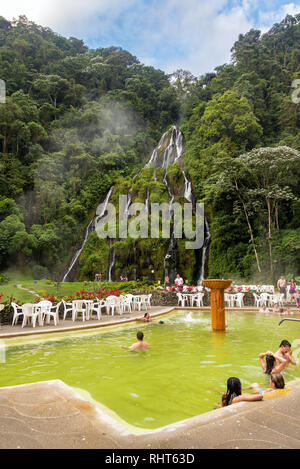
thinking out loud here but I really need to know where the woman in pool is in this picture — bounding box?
[258,351,287,374]
[245,373,285,396]
[221,377,263,407]
[272,303,281,313]
[138,313,152,322]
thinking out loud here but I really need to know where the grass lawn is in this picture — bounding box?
[1,270,155,304]
[0,283,37,304]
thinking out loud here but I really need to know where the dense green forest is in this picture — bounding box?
[0,14,299,284]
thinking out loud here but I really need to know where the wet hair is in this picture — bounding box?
[270,372,285,389]
[265,354,276,374]
[158,320,164,324]
[222,377,242,407]
[280,340,291,348]
[144,313,148,317]
[137,331,144,341]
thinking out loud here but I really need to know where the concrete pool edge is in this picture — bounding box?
[1,378,300,448]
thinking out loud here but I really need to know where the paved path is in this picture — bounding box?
[16,284,39,297]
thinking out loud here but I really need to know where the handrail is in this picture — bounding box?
[278,318,300,326]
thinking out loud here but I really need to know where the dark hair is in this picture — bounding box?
[158,320,164,324]
[270,372,285,389]
[137,331,144,341]
[144,313,148,317]
[222,377,242,406]
[265,354,276,374]
[280,340,291,348]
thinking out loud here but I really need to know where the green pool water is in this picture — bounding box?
[1,311,300,430]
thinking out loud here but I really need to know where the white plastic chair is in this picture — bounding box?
[133,295,148,312]
[11,302,24,325]
[268,294,278,307]
[36,300,52,316]
[120,296,132,313]
[224,293,234,308]
[253,293,262,308]
[91,299,106,320]
[72,300,88,321]
[233,293,244,308]
[260,293,271,306]
[43,301,61,326]
[106,296,119,316]
[191,293,204,307]
[146,294,152,308]
[21,304,43,328]
[176,293,187,307]
[139,295,149,311]
[62,300,73,320]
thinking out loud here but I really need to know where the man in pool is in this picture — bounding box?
[275,340,296,369]
[121,331,149,352]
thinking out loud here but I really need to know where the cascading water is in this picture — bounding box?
[62,187,113,281]
[108,243,115,282]
[182,170,192,203]
[197,217,210,285]
[62,125,209,283]
[62,218,95,282]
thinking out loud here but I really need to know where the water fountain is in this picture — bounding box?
[202,279,232,331]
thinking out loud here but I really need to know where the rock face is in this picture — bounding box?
[62,126,211,283]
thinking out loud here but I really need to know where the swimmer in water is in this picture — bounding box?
[121,331,149,352]
[158,320,176,324]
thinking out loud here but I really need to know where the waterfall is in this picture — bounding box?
[182,171,192,202]
[95,186,114,219]
[145,126,189,283]
[108,245,115,282]
[197,218,210,285]
[124,188,132,217]
[62,218,95,282]
[62,187,113,282]
[145,189,150,214]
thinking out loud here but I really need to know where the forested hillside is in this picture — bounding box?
[0,15,180,280]
[180,13,300,282]
[0,14,299,283]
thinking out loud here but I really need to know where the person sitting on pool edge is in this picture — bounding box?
[258,350,288,374]
[221,377,263,407]
[121,331,149,352]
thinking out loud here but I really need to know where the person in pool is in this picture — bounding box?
[138,312,152,322]
[258,351,288,374]
[246,373,285,395]
[121,331,149,352]
[158,320,177,324]
[221,377,263,407]
[275,340,296,368]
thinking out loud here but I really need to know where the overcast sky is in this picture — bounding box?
[2,0,300,76]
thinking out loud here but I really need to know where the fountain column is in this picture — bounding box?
[202,279,232,331]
